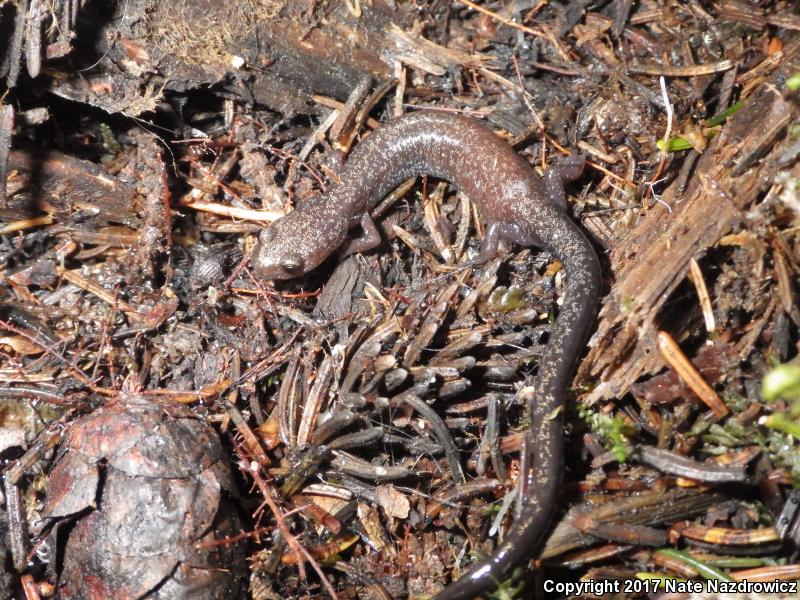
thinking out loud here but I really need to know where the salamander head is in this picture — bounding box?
[252,208,348,280]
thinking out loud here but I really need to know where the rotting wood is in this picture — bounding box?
[0,0,86,89]
[578,34,800,403]
[7,149,140,229]
[46,0,409,117]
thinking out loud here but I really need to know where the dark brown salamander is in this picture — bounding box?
[253,110,601,599]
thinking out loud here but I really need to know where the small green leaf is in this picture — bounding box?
[657,128,721,153]
[657,136,694,152]
[705,101,744,127]
[762,364,800,402]
[654,548,735,582]
[703,557,764,568]
[787,72,800,91]
[763,413,800,440]
[658,101,740,153]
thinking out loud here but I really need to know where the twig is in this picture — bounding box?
[0,319,112,395]
[688,258,716,333]
[231,441,339,599]
[455,0,571,61]
[656,331,729,418]
[0,104,14,207]
[627,60,734,76]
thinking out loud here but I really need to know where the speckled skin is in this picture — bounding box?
[252,111,601,599]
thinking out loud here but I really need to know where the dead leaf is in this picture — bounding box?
[376,484,410,519]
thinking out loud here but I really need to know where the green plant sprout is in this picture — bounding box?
[657,101,744,152]
[761,364,800,439]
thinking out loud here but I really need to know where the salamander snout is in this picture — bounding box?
[251,209,349,280]
[251,224,308,280]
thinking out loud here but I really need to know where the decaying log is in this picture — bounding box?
[578,34,800,402]
[7,150,140,230]
[48,0,413,116]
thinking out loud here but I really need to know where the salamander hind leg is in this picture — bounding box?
[544,154,586,210]
[339,213,383,257]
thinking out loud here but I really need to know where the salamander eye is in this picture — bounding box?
[281,254,304,275]
[259,227,275,243]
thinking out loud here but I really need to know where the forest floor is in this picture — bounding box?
[1,1,800,599]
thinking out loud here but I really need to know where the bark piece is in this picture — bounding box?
[48,0,409,116]
[541,488,726,559]
[579,34,800,402]
[8,149,141,229]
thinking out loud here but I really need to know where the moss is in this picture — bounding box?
[145,0,284,68]
[578,404,634,462]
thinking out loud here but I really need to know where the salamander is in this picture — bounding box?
[252,110,601,599]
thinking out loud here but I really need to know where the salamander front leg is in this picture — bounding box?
[467,221,532,266]
[339,213,382,257]
[544,154,585,210]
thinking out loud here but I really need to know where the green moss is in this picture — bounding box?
[760,364,800,483]
[486,566,527,600]
[578,404,634,462]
